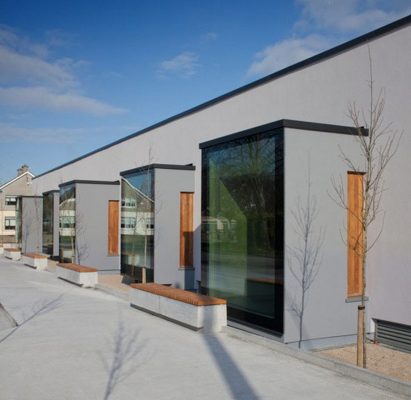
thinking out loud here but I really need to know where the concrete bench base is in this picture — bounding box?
[22,253,48,270]
[4,249,21,261]
[56,263,98,288]
[130,285,227,333]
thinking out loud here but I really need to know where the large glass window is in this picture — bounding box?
[202,130,284,334]
[121,169,154,281]
[43,192,54,255]
[59,184,76,262]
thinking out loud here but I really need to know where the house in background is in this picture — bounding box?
[0,165,35,246]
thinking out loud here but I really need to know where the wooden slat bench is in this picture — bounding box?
[22,253,48,270]
[4,248,21,261]
[56,263,98,288]
[130,283,227,332]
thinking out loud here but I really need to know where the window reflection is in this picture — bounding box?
[121,169,155,281]
[59,184,76,262]
[42,192,54,255]
[202,130,284,334]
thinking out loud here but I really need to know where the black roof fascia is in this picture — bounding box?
[199,119,366,149]
[33,15,410,180]
[120,163,196,177]
[42,189,59,195]
[59,180,120,188]
[17,195,43,199]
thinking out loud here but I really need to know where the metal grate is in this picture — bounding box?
[375,319,411,353]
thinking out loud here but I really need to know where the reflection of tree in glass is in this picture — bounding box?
[121,168,154,281]
[208,133,283,255]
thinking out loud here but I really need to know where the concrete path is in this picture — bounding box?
[0,257,405,400]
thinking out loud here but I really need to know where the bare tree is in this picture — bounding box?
[331,47,401,368]
[289,166,324,349]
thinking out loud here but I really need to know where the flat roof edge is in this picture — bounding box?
[199,119,365,149]
[59,180,120,187]
[120,163,196,176]
[33,14,409,180]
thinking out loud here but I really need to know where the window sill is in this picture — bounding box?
[345,296,369,303]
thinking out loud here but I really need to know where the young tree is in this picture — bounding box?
[289,166,324,349]
[331,48,400,368]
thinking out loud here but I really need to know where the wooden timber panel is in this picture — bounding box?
[347,172,364,297]
[180,192,194,268]
[108,200,119,256]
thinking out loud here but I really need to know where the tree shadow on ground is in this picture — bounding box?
[0,292,65,344]
[101,312,149,400]
[203,333,260,399]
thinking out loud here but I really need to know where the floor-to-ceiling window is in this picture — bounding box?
[42,192,54,255]
[201,129,284,334]
[120,168,154,281]
[59,184,75,262]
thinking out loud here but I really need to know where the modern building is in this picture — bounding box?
[0,165,35,246]
[31,16,411,349]
[59,180,120,272]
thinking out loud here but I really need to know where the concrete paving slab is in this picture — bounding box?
[0,257,406,400]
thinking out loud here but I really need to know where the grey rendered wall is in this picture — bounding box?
[31,24,411,328]
[284,128,365,348]
[22,197,42,254]
[154,168,195,288]
[76,183,120,271]
[52,192,60,257]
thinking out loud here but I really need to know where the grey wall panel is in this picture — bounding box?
[76,183,120,271]
[22,197,43,254]
[284,128,364,345]
[154,168,195,288]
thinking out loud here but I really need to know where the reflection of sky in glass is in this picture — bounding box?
[121,168,155,274]
[125,169,153,200]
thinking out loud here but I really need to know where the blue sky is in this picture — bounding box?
[0,0,410,183]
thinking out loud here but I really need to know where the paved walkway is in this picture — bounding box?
[0,257,405,400]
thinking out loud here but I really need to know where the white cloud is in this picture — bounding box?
[0,44,77,88]
[0,25,126,116]
[159,52,200,78]
[295,0,411,33]
[247,35,330,77]
[0,86,126,116]
[247,1,411,78]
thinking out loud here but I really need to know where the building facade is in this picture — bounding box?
[30,16,411,348]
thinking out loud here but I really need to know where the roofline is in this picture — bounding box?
[59,179,120,188]
[120,163,196,176]
[0,171,35,190]
[17,195,42,199]
[33,14,411,180]
[199,119,367,149]
[42,189,60,195]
